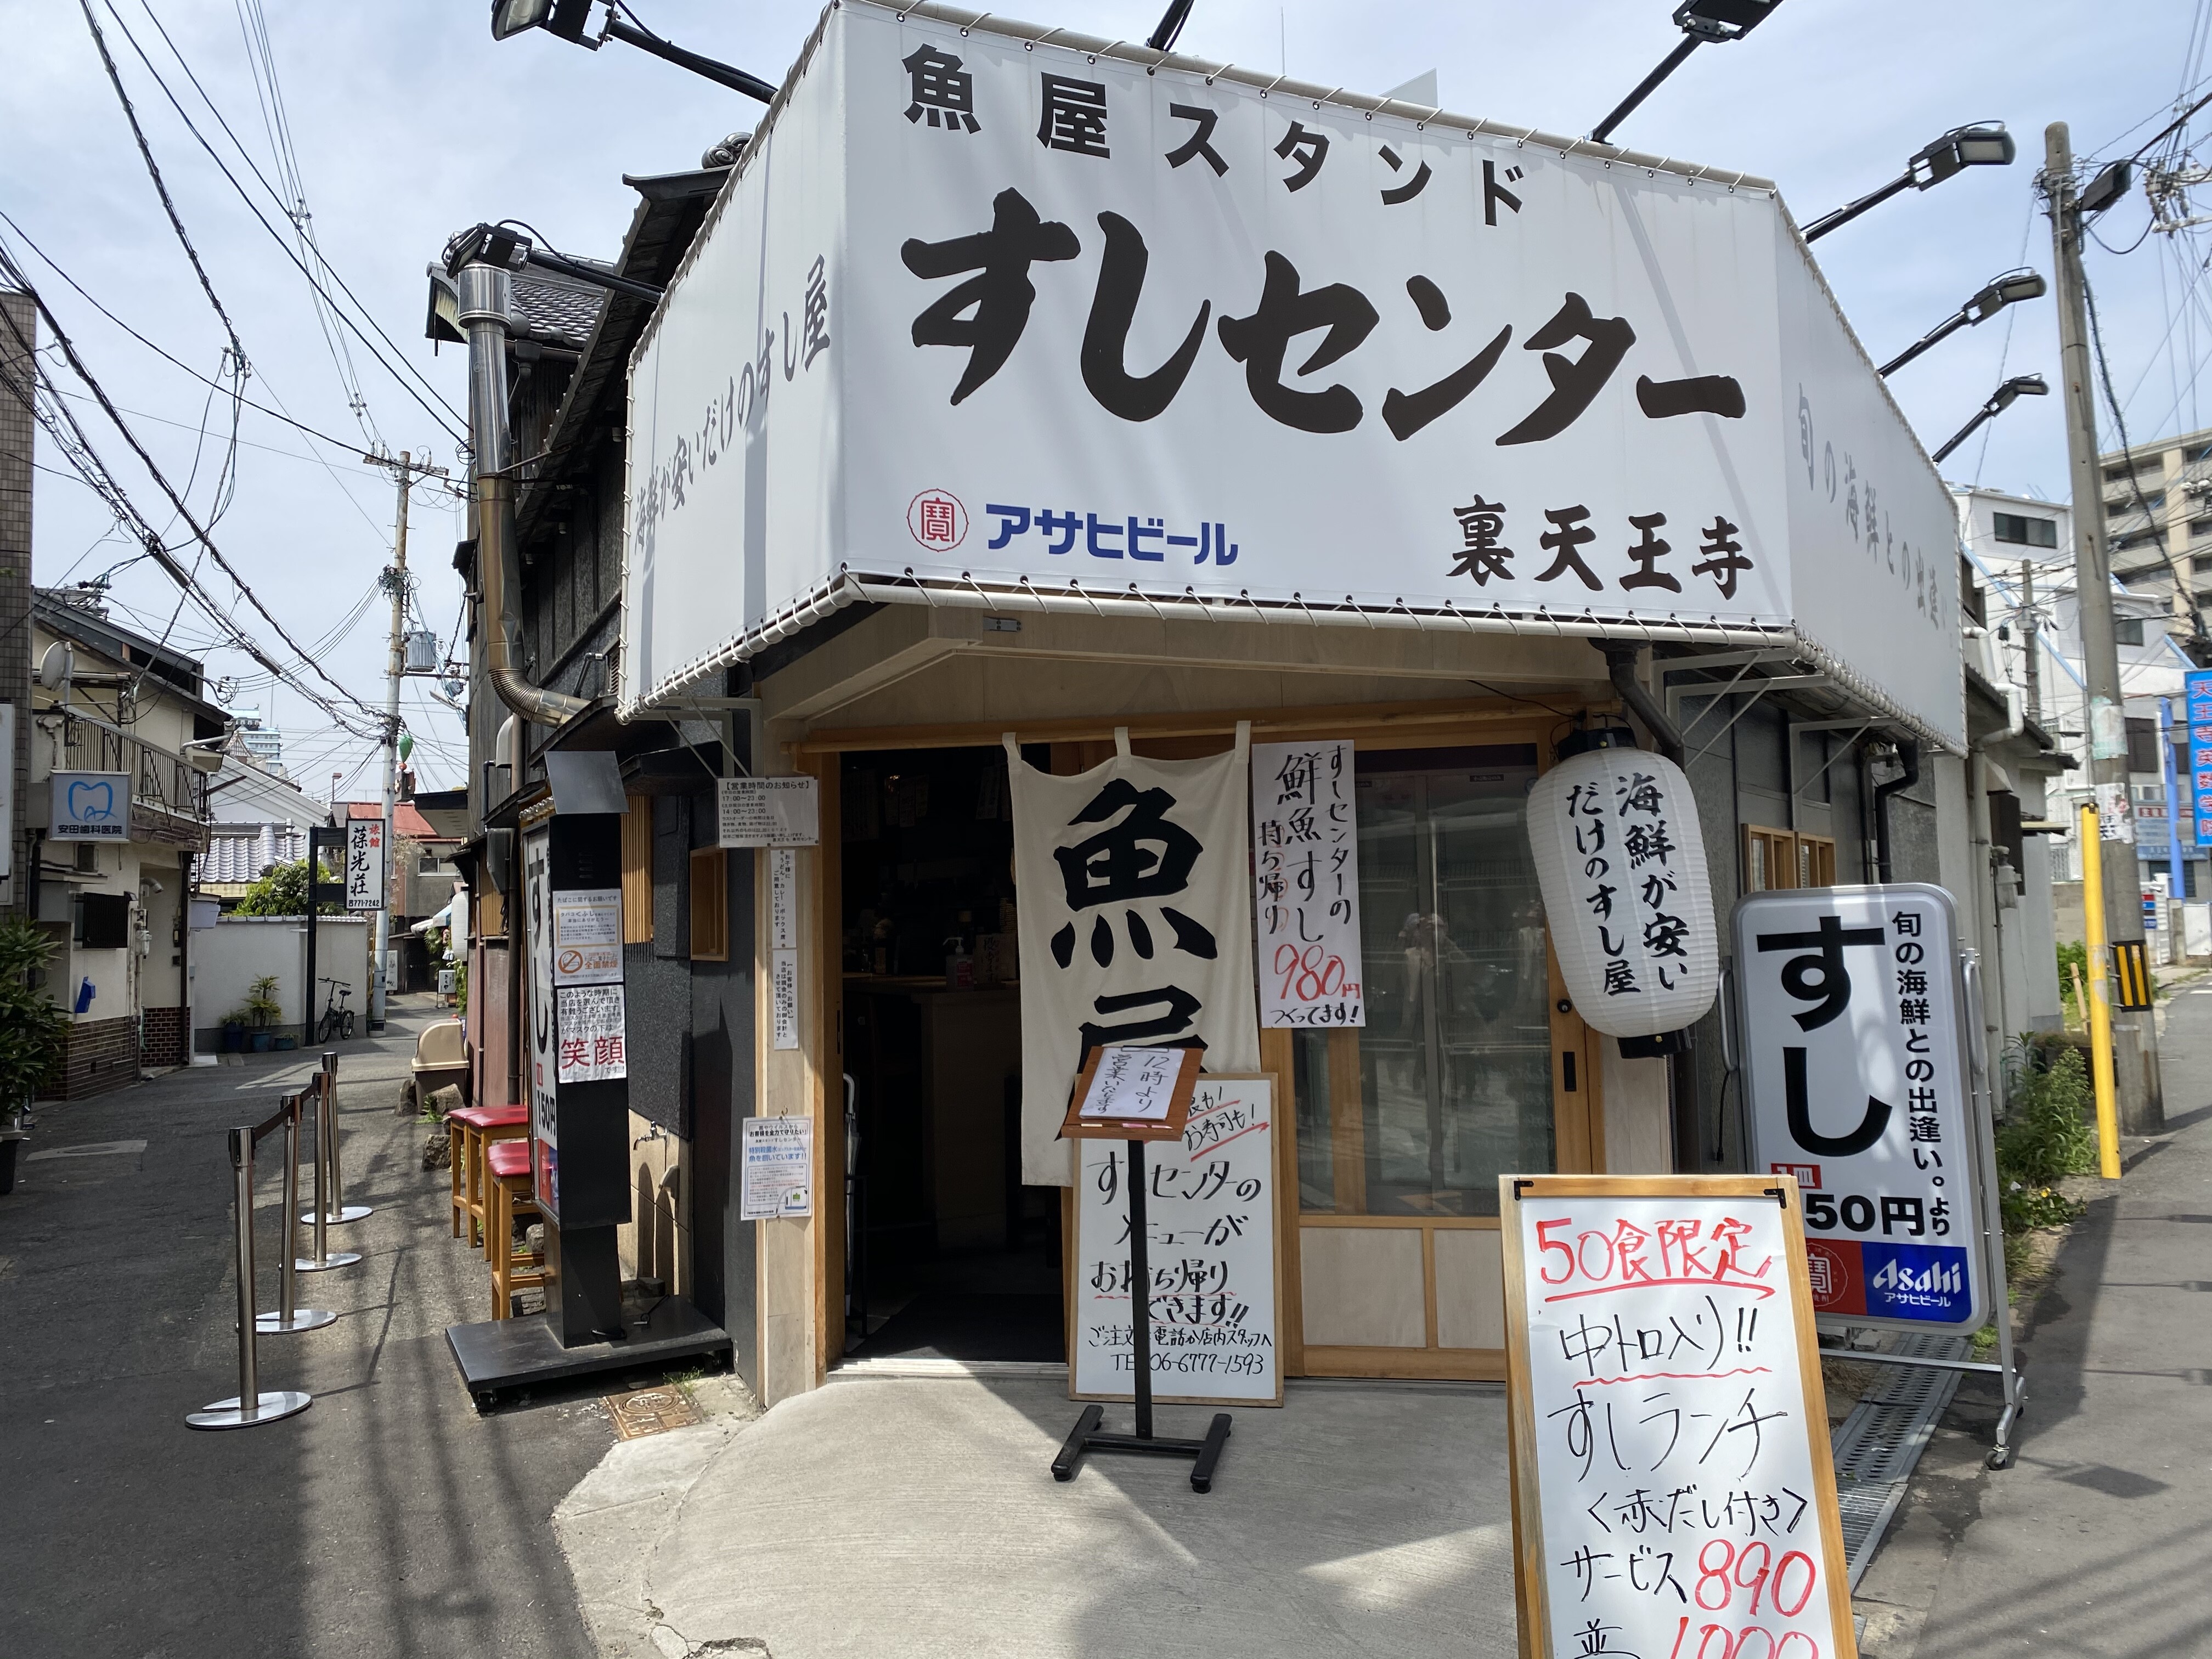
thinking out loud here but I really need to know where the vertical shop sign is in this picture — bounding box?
[523,826,560,1216]
[1734,884,1984,1332]
[344,819,385,911]
[1251,739,1364,1027]
[1502,1176,1858,1659]
[2187,669,2212,848]
[1004,727,1260,1183]
[769,847,800,1051]
[1073,1075,1279,1404]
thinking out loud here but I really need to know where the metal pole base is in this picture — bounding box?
[256,1308,337,1334]
[294,1251,362,1272]
[186,1389,312,1430]
[301,1204,372,1226]
[1052,1404,1233,1493]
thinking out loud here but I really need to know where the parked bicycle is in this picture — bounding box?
[315,978,356,1043]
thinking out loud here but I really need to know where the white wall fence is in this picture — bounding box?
[194,916,370,1053]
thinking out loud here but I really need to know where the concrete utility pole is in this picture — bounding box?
[2019,561,2041,725]
[359,449,444,1029]
[2045,121,2164,1132]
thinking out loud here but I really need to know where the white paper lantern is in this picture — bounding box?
[1526,736,1719,1039]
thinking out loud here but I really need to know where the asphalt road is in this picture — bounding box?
[0,998,608,1658]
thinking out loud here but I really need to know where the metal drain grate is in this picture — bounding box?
[1827,1332,1970,1583]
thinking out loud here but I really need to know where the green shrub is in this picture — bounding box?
[234,860,342,917]
[2056,940,2088,1022]
[1996,1044,2096,1232]
[0,915,69,1114]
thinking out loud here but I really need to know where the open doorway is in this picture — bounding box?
[838,743,1063,1362]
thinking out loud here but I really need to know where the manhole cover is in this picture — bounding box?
[603,1386,702,1440]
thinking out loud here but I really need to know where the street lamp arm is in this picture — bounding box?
[1591,36,1702,146]
[1878,310,1968,378]
[1929,405,1996,465]
[602,16,778,101]
[1802,170,1914,242]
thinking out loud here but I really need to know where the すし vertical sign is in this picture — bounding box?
[1733,884,1983,1333]
[1501,1175,1857,1659]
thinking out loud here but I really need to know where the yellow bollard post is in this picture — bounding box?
[2078,802,2123,1180]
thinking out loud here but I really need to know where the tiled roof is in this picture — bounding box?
[202,825,306,884]
[511,267,608,352]
[339,800,449,840]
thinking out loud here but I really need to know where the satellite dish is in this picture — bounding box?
[36,642,71,692]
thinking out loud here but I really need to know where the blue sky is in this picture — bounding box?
[2,0,2205,788]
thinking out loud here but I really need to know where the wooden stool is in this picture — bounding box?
[447,1104,528,1248]
[484,1138,545,1320]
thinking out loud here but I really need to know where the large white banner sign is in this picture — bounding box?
[1005,730,1258,1184]
[625,0,1961,747]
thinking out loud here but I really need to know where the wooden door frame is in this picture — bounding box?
[798,696,1616,1388]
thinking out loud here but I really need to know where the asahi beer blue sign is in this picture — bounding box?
[49,771,130,842]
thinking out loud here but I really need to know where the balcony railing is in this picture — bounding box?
[56,714,213,848]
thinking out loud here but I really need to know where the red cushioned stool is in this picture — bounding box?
[484,1137,545,1320]
[448,1103,529,1249]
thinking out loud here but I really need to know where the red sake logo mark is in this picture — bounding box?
[908,488,968,550]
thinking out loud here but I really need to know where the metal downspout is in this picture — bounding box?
[1874,740,1922,882]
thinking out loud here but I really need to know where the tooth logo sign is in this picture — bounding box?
[66,779,118,822]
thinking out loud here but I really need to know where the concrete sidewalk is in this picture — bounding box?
[556,1374,1519,1659]
[0,997,611,1658]
[1851,984,2212,1657]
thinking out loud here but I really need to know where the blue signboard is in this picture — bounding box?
[2190,670,2212,849]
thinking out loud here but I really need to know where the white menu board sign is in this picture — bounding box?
[1073,1075,1280,1406]
[718,775,821,847]
[1251,739,1364,1028]
[769,847,798,950]
[741,1115,814,1220]
[1502,1176,1857,1659]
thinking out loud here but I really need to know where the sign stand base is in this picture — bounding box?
[1049,1139,1232,1493]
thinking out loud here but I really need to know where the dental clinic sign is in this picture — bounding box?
[622,0,1962,750]
[50,771,130,841]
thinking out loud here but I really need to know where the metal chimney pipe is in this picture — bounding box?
[457,262,589,729]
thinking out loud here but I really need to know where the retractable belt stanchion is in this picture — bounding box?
[296,1068,362,1273]
[258,1090,336,1334]
[188,1110,313,1429]
[1052,1137,1233,1493]
[302,1049,370,1228]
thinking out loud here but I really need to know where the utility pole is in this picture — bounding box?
[361,449,448,1030]
[2045,121,2164,1132]
[2020,561,2041,725]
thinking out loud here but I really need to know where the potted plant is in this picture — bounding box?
[0,914,69,1195]
[246,975,282,1053]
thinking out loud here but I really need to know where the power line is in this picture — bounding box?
[0,211,383,462]
[97,1,466,446]
[0,264,386,737]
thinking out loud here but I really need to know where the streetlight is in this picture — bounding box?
[1148,0,1196,52]
[490,0,777,102]
[1877,269,2048,377]
[1930,373,2048,463]
[1803,123,2017,242]
[1592,1,1786,147]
